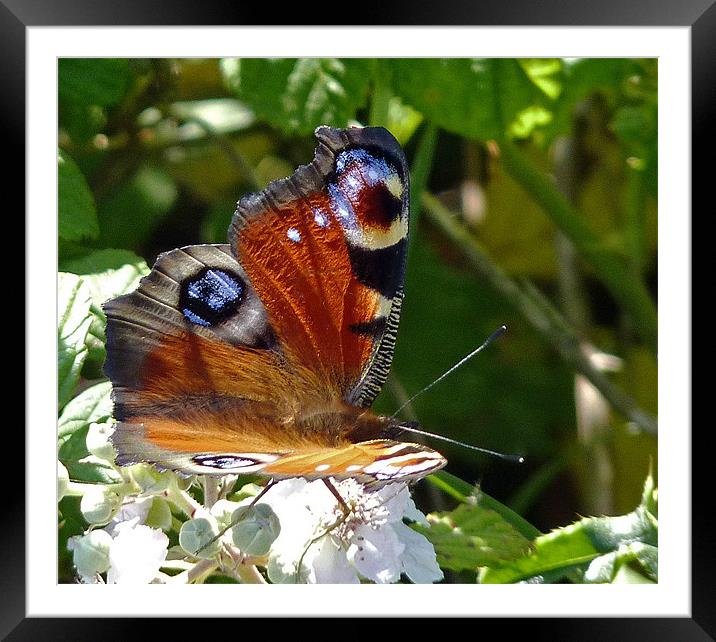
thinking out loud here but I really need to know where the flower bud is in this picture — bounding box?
[231,504,281,556]
[179,516,221,559]
[70,529,113,578]
[80,486,120,525]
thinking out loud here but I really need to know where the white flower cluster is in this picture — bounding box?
[261,478,443,584]
[62,423,443,584]
[67,496,169,584]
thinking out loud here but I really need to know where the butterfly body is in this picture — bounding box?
[104,126,447,485]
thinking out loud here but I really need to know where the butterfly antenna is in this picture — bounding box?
[390,325,508,420]
[390,325,523,464]
[396,423,524,463]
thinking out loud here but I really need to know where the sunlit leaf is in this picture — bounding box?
[480,472,658,583]
[58,273,93,410]
[222,58,374,135]
[58,381,113,441]
[414,495,533,573]
[387,58,549,141]
[60,249,149,309]
[60,249,149,378]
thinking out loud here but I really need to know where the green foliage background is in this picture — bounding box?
[58,58,658,584]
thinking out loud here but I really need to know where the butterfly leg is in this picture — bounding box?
[249,478,277,506]
[322,478,352,516]
[294,479,354,582]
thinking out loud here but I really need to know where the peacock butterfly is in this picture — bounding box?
[103,126,447,485]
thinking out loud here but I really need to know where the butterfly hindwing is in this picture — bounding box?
[103,244,321,470]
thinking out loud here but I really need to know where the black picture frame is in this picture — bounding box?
[12,0,707,637]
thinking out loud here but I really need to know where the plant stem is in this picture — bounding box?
[498,139,657,353]
[410,122,438,222]
[421,191,658,436]
[164,478,202,517]
[368,71,392,129]
[167,558,218,584]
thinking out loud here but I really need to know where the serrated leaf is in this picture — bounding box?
[480,473,658,584]
[58,273,94,410]
[413,499,532,573]
[60,250,149,379]
[58,381,113,439]
[59,415,121,485]
[58,58,131,108]
[222,58,373,135]
[387,58,549,141]
[584,542,658,583]
[60,249,149,308]
[58,150,99,242]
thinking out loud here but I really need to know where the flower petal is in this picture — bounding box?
[348,524,405,584]
[394,521,443,584]
[404,497,430,526]
[107,524,168,584]
[105,496,153,536]
[306,536,360,584]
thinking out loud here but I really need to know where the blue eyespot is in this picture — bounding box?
[180,269,244,327]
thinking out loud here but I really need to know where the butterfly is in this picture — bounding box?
[103,125,447,487]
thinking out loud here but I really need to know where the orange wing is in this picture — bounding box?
[102,127,446,482]
[230,125,410,406]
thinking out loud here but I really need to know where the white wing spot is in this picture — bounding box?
[313,210,329,228]
[315,464,331,472]
[287,227,301,243]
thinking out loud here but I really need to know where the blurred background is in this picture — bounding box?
[58,58,658,533]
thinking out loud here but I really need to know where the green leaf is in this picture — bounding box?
[60,249,149,308]
[583,542,658,583]
[59,417,122,485]
[222,58,374,135]
[480,472,658,583]
[64,458,123,485]
[58,381,113,440]
[384,97,423,147]
[518,59,563,100]
[429,471,542,541]
[60,249,150,378]
[387,59,548,141]
[543,58,632,142]
[58,150,99,242]
[413,495,533,573]
[59,496,88,581]
[169,98,255,138]
[58,273,94,410]
[58,58,131,108]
